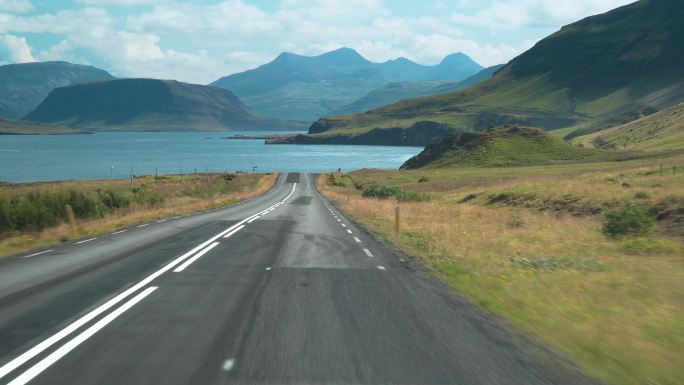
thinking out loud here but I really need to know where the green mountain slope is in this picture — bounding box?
[335,65,504,115]
[23,79,304,131]
[401,126,603,169]
[210,48,483,121]
[302,0,684,145]
[0,61,114,120]
[0,118,86,135]
[575,100,684,151]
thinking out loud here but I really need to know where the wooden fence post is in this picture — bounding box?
[65,205,77,235]
[395,205,400,235]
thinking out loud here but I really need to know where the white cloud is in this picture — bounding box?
[450,0,635,31]
[38,40,72,61]
[0,33,35,62]
[78,0,164,5]
[0,0,33,13]
[0,0,639,83]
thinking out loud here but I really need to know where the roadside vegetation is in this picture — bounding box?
[0,172,276,258]
[318,152,684,385]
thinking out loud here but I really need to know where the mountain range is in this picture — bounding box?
[23,79,304,131]
[335,64,504,115]
[290,0,684,146]
[0,61,114,120]
[210,48,483,121]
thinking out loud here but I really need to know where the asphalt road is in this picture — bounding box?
[0,173,597,385]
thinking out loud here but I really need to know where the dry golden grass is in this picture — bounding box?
[318,160,684,385]
[0,173,276,258]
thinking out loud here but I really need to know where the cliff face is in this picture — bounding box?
[268,121,456,146]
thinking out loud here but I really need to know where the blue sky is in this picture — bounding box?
[0,0,635,83]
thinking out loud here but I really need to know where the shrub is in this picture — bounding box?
[620,238,679,256]
[418,176,429,183]
[395,189,431,202]
[362,185,400,199]
[362,185,430,202]
[333,176,352,187]
[602,203,655,238]
[507,212,525,228]
[634,191,650,200]
[99,189,131,210]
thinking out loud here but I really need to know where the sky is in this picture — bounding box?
[0,0,636,84]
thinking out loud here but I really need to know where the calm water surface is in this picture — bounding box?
[0,132,422,183]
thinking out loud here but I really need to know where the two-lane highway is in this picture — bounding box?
[0,173,597,385]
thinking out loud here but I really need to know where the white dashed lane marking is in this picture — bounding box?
[21,250,53,259]
[363,249,373,258]
[222,359,235,372]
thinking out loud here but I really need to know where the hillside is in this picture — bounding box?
[210,48,482,121]
[0,118,86,135]
[575,100,684,151]
[299,0,684,145]
[23,79,304,131]
[0,61,114,120]
[335,65,504,115]
[401,126,603,169]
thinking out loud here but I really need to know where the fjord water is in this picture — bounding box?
[0,132,422,183]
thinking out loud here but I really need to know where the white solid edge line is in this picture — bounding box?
[173,242,220,273]
[222,225,245,239]
[111,230,127,235]
[7,287,158,385]
[354,237,362,243]
[0,182,298,381]
[21,250,53,259]
[363,249,373,257]
[75,238,96,245]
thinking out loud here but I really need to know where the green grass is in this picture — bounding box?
[574,101,684,151]
[0,173,276,257]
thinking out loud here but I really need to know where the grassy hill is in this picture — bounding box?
[401,126,606,169]
[574,100,684,151]
[210,48,482,121]
[0,61,114,120]
[297,0,684,145]
[23,79,305,131]
[0,118,86,135]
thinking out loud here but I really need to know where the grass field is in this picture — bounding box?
[0,172,276,258]
[318,153,684,385]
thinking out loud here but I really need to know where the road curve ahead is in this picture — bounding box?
[0,173,596,385]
